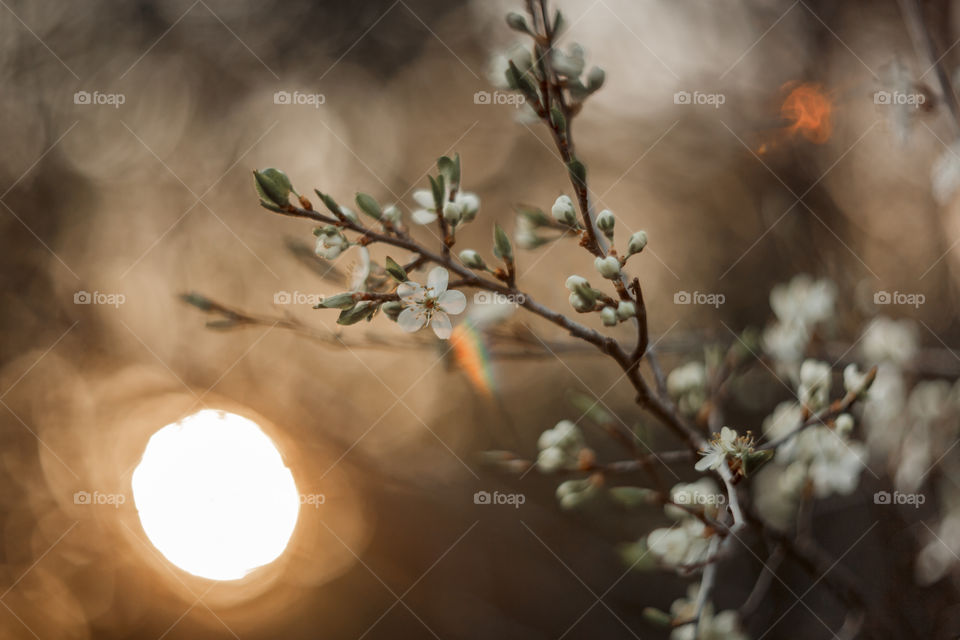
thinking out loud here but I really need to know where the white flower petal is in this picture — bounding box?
[430,312,452,339]
[412,189,435,209]
[437,289,467,315]
[426,266,449,295]
[412,209,438,225]
[397,282,425,303]
[397,308,426,333]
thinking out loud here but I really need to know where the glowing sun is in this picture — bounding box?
[132,410,300,581]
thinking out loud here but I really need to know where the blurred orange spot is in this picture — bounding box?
[781,83,832,143]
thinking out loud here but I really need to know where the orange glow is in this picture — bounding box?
[781,83,833,143]
[450,324,494,397]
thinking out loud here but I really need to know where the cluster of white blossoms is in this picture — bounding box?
[536,420,586,473]
[762,274,836,372]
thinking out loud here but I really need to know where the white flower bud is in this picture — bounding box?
[569,292,593,312]
[594,255,621,279]
[551,195,577,225]
[616,301,636,320]
[600,306,618,326]
[565,275,589,291]
[627,230,648,255]
[536,447,565,473]
[596,209,615,239]
[835,413,854,436]
[459,193,480,221]
[442,201,462,225]
[459,249,486,270]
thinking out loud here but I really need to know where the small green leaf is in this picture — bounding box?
[550,105,566,132]
[514,205,551,227]
[437,155,460,189]
[552,10,565,35]
[253,168,296,207]
[505,12,531,34]
[180,292,213,311]
[315,190,342,217]
[317,292,357,309]
[337,301,377,325]
[429,174,445,212]
[384,256,407,282]
[493,222,513,261]
[355,192,382,220]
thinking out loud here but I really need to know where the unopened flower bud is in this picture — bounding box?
[443,201,462,225]
[569,292,593,312]
[460,249,486,270]
[835,413,854,436]
[459,193,480,221]
[616,301,636,320]
[627,230,648,255]
[552,195,577,225]
[600,306,617,326]
[594,255,621,279]
[596,209,615,240]
[565,275,588,291]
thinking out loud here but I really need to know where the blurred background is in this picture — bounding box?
[2,0,960,637]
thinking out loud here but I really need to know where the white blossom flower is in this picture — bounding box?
[667,361,707,415]
[647,518,710,567]
[762,320,809,366]
[798,359,832,411]
[411,189,480,225]
[696,426,737,472]
[769,274,836,328]
[396,267,466,339]
[861,316,918,366]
